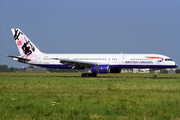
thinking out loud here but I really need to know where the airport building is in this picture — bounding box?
[121,68,150,73]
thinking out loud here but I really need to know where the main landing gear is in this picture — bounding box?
[81,73,97,77]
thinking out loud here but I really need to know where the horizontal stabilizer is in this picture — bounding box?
[6,55,31,62]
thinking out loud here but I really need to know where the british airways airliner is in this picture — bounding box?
[7,28,177,77]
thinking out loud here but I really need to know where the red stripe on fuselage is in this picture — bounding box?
[145,57,163,60]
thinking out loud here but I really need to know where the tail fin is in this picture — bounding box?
[11,28,42,58]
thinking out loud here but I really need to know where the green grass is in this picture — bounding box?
[1,72,180,78]
[0,74,180,119]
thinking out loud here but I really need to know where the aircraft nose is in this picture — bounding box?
[175,63,178,67]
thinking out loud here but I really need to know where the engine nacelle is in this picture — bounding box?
[91,65,110,74]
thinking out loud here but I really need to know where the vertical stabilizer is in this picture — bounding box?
[11,28,42,58]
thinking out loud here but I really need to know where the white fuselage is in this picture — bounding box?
[29,53,176,69]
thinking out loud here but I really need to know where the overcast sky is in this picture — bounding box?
[1,0,180,68]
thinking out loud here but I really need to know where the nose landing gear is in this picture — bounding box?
[153,69,160,78]
[153,74,157,78]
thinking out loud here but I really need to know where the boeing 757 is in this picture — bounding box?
[7,28,177,77]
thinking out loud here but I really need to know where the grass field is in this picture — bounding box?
[0,73,180,119]
[1,72,180,78]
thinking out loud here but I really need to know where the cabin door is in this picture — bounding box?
[122,56,126,63]
[38,56,41,63]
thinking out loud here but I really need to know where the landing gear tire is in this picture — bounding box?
[85,73,89,77]
[153,74,157,78]
[92,73,97,77]
[81,73,85,77]
[81,73,97,77]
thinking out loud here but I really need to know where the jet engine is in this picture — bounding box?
[91,65,110,73]
[91,65,121,74]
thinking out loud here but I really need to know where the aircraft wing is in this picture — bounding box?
[56,58,97,69]
[6,55,31,62]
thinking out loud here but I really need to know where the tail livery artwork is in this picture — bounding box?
[7,28,177,77]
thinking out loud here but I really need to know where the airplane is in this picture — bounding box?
[7,28,177,78]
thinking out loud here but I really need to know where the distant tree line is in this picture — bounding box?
[0,64,24,72]
[28,65,84,73]
[0,64,84,73]
[46,68,84,73]
[175,69,180,74]
[149,68,180,74]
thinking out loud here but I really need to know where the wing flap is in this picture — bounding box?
[55,58,97,69]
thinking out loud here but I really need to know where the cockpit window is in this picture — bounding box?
[165,59,172,61]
